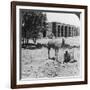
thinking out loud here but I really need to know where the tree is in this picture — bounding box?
[21,10,47,45]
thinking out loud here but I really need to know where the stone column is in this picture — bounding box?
[70,26,72,37]
[61,25,63,37]
[65,25,68,37]
[56,24,58,37]
[60,24,61,37]
[60,24,62,37]
[69,26,71,37]
[71,26,73,37]
[67,25,69,37]
[58,24,60,37]
[63,24,65,37]
[72,27,75,37]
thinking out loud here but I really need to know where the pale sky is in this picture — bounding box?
[46,12,80,27]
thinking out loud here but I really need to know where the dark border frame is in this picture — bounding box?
[11,1,88,89]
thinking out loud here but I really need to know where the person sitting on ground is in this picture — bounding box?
[63,51,71,63]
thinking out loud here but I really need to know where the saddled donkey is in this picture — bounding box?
[47,39,62,61]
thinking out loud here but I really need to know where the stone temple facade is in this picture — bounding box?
[46,22,80,38]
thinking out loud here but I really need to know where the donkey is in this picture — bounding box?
[47,39,62,61]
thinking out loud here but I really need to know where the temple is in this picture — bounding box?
[46,22,80,38]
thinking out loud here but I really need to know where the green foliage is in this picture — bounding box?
[21,10,47,44]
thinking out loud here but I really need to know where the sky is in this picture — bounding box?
[46,12,80,27]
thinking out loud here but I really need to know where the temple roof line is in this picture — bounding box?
[47,22,79,28]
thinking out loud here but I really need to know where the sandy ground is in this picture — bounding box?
[21,37,80,79]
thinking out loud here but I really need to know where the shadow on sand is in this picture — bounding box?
[22,43,44,50]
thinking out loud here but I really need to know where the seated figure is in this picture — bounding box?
[64,51,71,63]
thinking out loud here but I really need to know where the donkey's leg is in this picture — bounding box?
[55,48,58,61]
[48,47,50,59]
